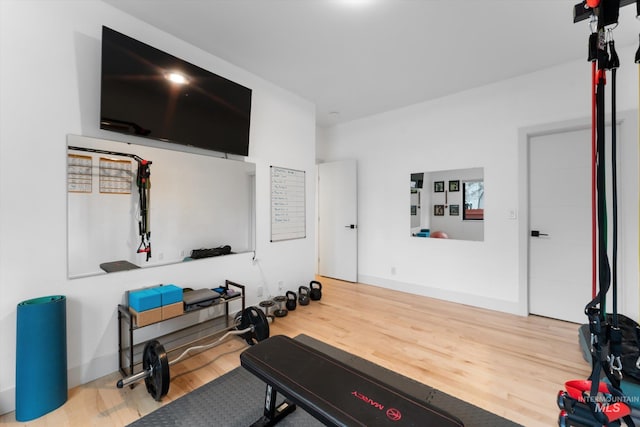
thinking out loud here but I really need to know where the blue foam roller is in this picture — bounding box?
[16,295,67,421]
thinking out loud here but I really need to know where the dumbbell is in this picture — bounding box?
[272,295,288,317]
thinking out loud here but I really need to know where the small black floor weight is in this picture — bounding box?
[116,306,269,401]
[309,281,322,301]
[298,286,310,306]
[285,291,297,311]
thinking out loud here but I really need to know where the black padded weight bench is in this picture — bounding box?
[240,335,464,426]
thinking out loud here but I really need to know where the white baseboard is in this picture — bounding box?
[358,275,526,316]
[67,352,118,392]
[0,388,15,416]
[0,352,118,416]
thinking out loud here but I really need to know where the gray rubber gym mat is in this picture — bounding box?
[128,334,520,427]
[128,366,320,427]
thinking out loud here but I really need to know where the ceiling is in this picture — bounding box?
[103,0,640,127]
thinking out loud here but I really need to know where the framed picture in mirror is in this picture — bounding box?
[410,167,484,242]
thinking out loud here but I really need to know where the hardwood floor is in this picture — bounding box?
[0,277,589,426]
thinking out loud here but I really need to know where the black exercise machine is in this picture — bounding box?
[558,1,640,425]
[240,335,464,427]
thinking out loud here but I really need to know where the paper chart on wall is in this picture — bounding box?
[68,154,92,193]
[99,157,132,194]
[271,166,305,242]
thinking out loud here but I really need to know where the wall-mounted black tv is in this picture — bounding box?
[100,26,252,156]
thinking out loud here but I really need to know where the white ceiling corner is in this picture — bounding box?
[102,0,640,127]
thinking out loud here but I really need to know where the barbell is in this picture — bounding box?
[116,306,269,401]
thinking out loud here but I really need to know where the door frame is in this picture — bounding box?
[316,159,358,282]
[517,111,636,319]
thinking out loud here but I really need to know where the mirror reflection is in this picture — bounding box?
[67,134,256,278]
[410,167,484,241]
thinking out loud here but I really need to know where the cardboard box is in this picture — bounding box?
[129,289,161,312]
[157,284,183,306]
[130,306,162,327]
[162,301,184,320]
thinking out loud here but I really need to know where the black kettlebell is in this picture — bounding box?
[309,280,322,301]
[298,286,310,306]
[285,291,297,311]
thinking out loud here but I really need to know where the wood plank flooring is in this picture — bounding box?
[0,276,589,426]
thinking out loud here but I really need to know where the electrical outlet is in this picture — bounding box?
[391,266,396,275]
[278,281,284,292]
[257,286,263,297]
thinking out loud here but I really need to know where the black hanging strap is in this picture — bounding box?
[559,7,637,422]
[68,145,152,262]
[136,159,152,261]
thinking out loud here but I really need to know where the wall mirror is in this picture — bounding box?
[67,134,256,278]
[410,167,484,241]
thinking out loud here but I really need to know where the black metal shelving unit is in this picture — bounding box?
[117,280,245,378]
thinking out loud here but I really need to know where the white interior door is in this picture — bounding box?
[318,160,357,282]
[529,127,595,324]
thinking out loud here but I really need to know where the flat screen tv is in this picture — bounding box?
[100,26,252,156]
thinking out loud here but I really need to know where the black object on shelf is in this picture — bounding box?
[190,245,232,259]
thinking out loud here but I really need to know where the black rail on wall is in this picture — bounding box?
[573,0,635,23]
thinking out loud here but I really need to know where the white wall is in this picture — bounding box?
[0,0,316,414]
[319,44,639,319]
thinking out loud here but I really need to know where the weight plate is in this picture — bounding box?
[234,310,243,327]
[239,306,270,345]
[142,340,170,401]
[251,306,270,342]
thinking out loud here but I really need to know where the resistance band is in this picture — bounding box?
[558,3,636,424]
[609,34,623,380]
[590,24,598,300]
[136,159,152,261]
[635,23,640,372]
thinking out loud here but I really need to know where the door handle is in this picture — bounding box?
[345,224,357,229]
[530,230,549,237]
